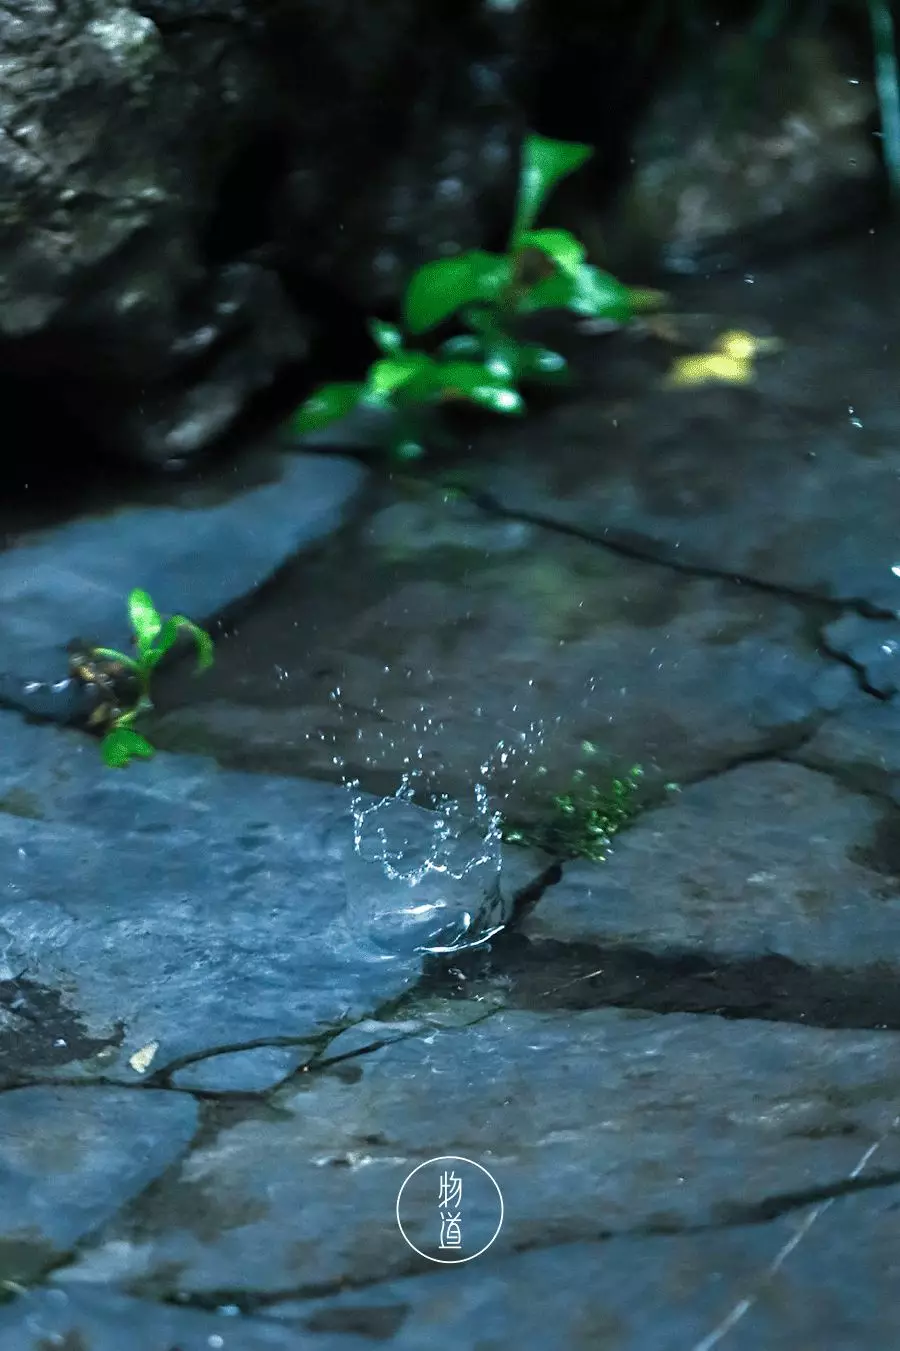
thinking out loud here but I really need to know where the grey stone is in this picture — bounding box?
[481,230,900,616]
[0,1284,358,1351]
[822,612,900,696]
[524,759,900,971]
[54,1008,900,1296]
[147,502,854,810]
[0,451,366,690]
[0,1085,197,1282]
[0,713,547,1083]
[317,1019,428,1062]
[170,1046,313,1094]
[795,697,900,799]
[271,1185,900,1349]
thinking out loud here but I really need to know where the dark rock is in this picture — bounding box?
[0,0,529,466]
[0,1085,197,1282]
[606,33,879,275]
[54,1007,900,1294]
[0,0,308,466]
[0,712,548,1083]
[0,450,367,693]
[524,759,900,972]
[268,0,528,308]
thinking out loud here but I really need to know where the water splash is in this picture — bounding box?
[343,719,555,957]
[346,773,507,956]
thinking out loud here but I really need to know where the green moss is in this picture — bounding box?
[502,763,644,862]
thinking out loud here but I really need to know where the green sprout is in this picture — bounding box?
[502,763,644,862]
[292,132,663,460]
[90,589,214,768]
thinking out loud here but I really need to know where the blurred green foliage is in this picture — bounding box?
[292,133,661,461]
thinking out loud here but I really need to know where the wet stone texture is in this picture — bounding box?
[479,229,900,617]
[0,713,546,1087]
[7,230,900,1347]
[0,448,367,693]
[147,487,853,814]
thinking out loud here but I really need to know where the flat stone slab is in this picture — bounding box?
[147,488,853,809]
[54,1007,900,1297]
[479,232,900,614]
[271,1184,900,1349]
[794,693,900,800]
[822,612,900,698]
[0,1085,198,1284]
[0,1285,358,1351]
[0,450,367,691]
[0,713,547,1084]
[523,758,900,972]
[169,1046,314,1095]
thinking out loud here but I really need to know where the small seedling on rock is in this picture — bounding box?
[292,133,663,460]
[84,589,214,767]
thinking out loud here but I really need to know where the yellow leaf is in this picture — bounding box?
[129,1040,159,1074]
[664,352,754,388]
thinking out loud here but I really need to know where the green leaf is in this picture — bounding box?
[481,345,517,382]
[368,319,404,355]
[179,618,215,672]
[430,361,525,415]
[391,438,426,462]
[518,262,636,322]
[510,342,570,385]
[143,616,215,672]
[403,253,512,334]
[128,589,162,655]
[291,382,366,434]
[455,333,569,387]
[515,227,586,277]
[438,334,486,360]
[101,726,155,768]
[511,134,593,243]
[459,306,504,336]
[366,352,436,400]
[465,383,525,416]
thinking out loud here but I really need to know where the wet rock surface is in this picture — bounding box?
[268,1183,900,1350]
[0,449,367,694]
[481,229,900,616]
[0,1285,357,1351]
[521,757,900,974]
[0,1085,198,1283]
[0,713,545,1085]
[6,228,900,1347]
[147,484,853,811]
[48,1007,900,1287]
